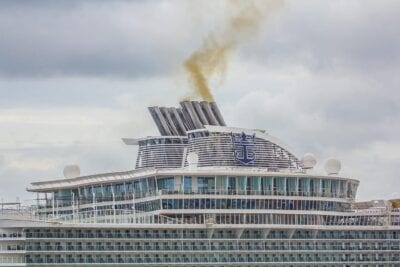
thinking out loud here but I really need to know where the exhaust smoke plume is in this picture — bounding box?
[184,0,284,101]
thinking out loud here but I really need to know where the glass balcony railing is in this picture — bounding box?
[23,252,400,265]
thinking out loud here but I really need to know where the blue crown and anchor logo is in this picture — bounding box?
[231,132,256,165]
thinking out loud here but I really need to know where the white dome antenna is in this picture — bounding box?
[324,158,341,175]
[63,165,81,179]
[301,153,317,169]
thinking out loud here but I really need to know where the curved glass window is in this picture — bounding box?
[261,177,273,194]
[286,177,297,196]
[310,179,321,196]
[347,182,358,198]
[238,176,246,194]
[157,177,174,191]
[274,177,286,195]
[197,177,215,193]
[247,176,260,194]
[331,180,339,197]
[228,177,236,193]
[183,177,192,193]
[299,178,310,196]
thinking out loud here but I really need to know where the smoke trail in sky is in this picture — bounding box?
[184,0,285,101]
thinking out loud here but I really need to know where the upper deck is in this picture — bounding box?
[28,101,357,194]
[28,166,359,197]
[24,101,383,228]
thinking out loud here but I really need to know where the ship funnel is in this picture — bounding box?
[149,101,226,136]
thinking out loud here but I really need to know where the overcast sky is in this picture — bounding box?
[0,0,399,203]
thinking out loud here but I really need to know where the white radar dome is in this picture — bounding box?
[63,165,81,179]
[187,152,199,169]
[324,158,341,175]
[301,153,317,169]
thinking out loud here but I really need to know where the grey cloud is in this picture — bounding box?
[0,78,134,108]
[223,0,400,152]
[224,73,400,153]
[0,1,194,78]
[245,0,400,74]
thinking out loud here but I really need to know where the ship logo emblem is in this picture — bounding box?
[231,132,256,165]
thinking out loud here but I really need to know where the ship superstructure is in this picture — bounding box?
[0,101,399,266]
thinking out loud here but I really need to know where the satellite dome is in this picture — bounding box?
[324,158,341,175]
[301,153,317,169]
[63,165,81,179]
[187,152,199,169]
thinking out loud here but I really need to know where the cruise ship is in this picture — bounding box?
[0,100,399,266]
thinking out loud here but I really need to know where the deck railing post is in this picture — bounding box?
[112,191,116,224]
[92,192,96,223]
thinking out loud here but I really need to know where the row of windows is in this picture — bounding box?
[48,175,357,209]
[25,252,400,264]
[161,198,351,212]
[0,244,24,251]
[25,240,400,252]
[25,229,400,240]
[170,213,393,227]
[0,232,23,239]
[41,200,160,218]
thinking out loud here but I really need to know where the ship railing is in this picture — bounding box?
[216,211,397,227]
[0,204,34,221]
[31,208,400,227]
[159,189,348,199]
[0,203,32,214]
[0,257,25,265]
[37,209,181,225]
[171,212,400,227]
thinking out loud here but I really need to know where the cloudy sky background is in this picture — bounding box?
[0,0,399,203]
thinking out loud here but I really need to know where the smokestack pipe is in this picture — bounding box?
[200,101,219,125]
[181,101,203,129]
[177,108,193,130]
[180,107,195,130]
[210,102,226,126]
[169,107,187,135]
[160,107,180,136]
[192,101,209,125]
[148,107,172,136]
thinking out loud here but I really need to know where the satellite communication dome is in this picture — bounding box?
[324,158,341,175]
[301,153,317,169]
[187,152,199,169]
[63,165,81,179]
